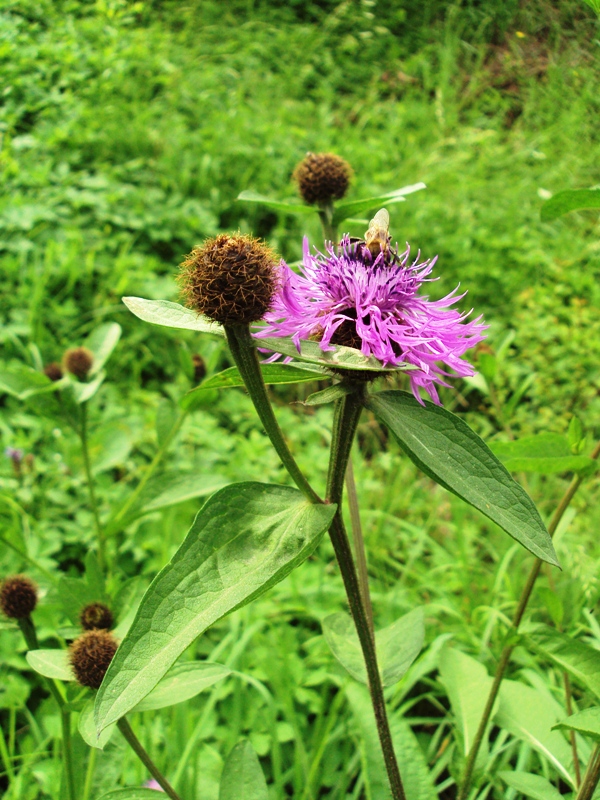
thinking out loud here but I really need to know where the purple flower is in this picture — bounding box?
[144,779,164,792]
[255,235,487,404]
[5,447,24,463]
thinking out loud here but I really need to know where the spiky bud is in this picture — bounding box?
[43,362,64,382]
[69,630,118,689]
[293,152,353,206]
[179,234,279,325]
[63,347,94,380]
[79,602,114,631]
[0,576,38,619]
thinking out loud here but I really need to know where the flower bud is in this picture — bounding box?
[43,362,63,382]
[79,602,114,631]
[293,152,353,205]
[0,576,38,619]
[179,233,279,325]
[63,347,94,380]
[69,630,118,689]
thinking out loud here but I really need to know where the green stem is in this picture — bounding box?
[82,745,97,800]
[224,324,321,503]
[317,202,337,245]
[17,617,75,800]
[564,670,582,787]
[345,458,374,638]
[458,440,600,800]
[80,404,106,571]
[108,409,188,532]
[577,743,600,800]
[117,718,182,800]
[327,392,406,800]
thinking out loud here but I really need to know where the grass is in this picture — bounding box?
[0,0,599,798]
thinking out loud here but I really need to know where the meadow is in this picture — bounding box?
[1,1,599,798]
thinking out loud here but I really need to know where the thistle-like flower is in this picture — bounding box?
[79,602,114,631]
[256,227,487,404]
[64,347,94,380]
[69,630,118,689]
[0,575,38,619]
[293,152,353,206]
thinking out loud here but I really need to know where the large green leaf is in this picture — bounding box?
[529,628,600,699]
[181,363,325,407]
[553,707,600,740]
[95,483,336,732]
[541,188,600,221]
[323,607,424,686]
[438,647,493,760]
[236,190,314,216]
[499,771,563,800]
[491,434,597,475]
[496,679,574,786]
[257,336,415,373]
[332,183,427,226]
[78,701,116,750]
[219,740,269,800]
[367,391,558,566]
[122,296,225,335]
[26,650,74,682]
[134,662,231,712]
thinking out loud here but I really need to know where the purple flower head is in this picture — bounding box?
[255,232,487,404]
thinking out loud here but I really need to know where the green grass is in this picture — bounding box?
[1,0,600,798]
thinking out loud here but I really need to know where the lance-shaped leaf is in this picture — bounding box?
[491,434,597,475]
[26,650,74,682]
[85,322,121,376]
[123,297,225,335]
[499,771,563,800]
[94,483,335,733]
[236,190,314,216]
[529,628,600,699]
[133,661,231,712]
[553,707,600,740]
[332,182,427,227]
[541,188,600,221]
[219,740,269,800]
[366,391,558,566]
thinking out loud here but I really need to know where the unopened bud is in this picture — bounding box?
[293,152,352,205]
[63,347,94,380]
[0,576,38,619]
[69,630,118,689]
[79,602,114,631]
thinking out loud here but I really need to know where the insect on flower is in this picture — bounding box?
[364,208,391,256]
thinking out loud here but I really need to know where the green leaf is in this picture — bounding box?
[332,183,427,227]
[182,363,325,407]
[438,648,493,759]
[26,650,74,682]
[537,588,564,628]
[94,483,336,732]
[490,434,596,475]
[323,607,424,686]
[0,365,58,400]
[122,297,225,335]
[88,420,134,474]
[496,679,574,786]
[57,576,104,625]
[84,322,121,376]
[78,701,116,750]
[304,383,356,406]
[97,791,164,800]
[236,190,314,216]
[346,683,437,800]
[219,740,268,800]
[258,336,416,373]
[541,188,600,221]
[553,707,600,740]
[367,391,558,566]
[568,415,586,454]
[69,370,106,404]
[529,628,600,699]
[134,662,231,711]
[499,771,563,800]
[155,398,178,447]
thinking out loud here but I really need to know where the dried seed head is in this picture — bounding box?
[69,630,118,689]
[63,347,94,380]
[178,234,279,325]
[0,576,38,619]
[43,362,63,382]
[293,152,353,205]
[79,602,114,631]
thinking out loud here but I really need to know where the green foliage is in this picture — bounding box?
[218,740,268,800]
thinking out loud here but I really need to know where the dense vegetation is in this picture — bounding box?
[0,1,599,798]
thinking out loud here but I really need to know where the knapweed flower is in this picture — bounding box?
[256,233,487,404]
[69,630,118,689]
[64,346,94,380]
[294,152,353,206]
[0,575,38,619]
[79,602,114,631]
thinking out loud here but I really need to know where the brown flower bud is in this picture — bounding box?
[69,630,118,689]
[63,347,94,380]
[0,576,38,619]
[179,233,279,325]
[43,362,63,382]
[79,602,114,631]
[293,152,353,205]
[192,354,207,383]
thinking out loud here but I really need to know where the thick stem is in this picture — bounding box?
[345,458,374,638]
[458,440,600,800]
[225,324,321,503]
[327,393,406,800]
[17,617,75,800]
[577,744,600,800]
[317,202,337,245]
[80,404,106,571]
[117,718,181,800]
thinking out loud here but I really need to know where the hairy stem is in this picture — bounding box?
[458,440,600,800]
[17,617,75,800]
[117,718,181,800]
[327,392,406,800]
[80,404,106,571]
[225,324,321,503]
